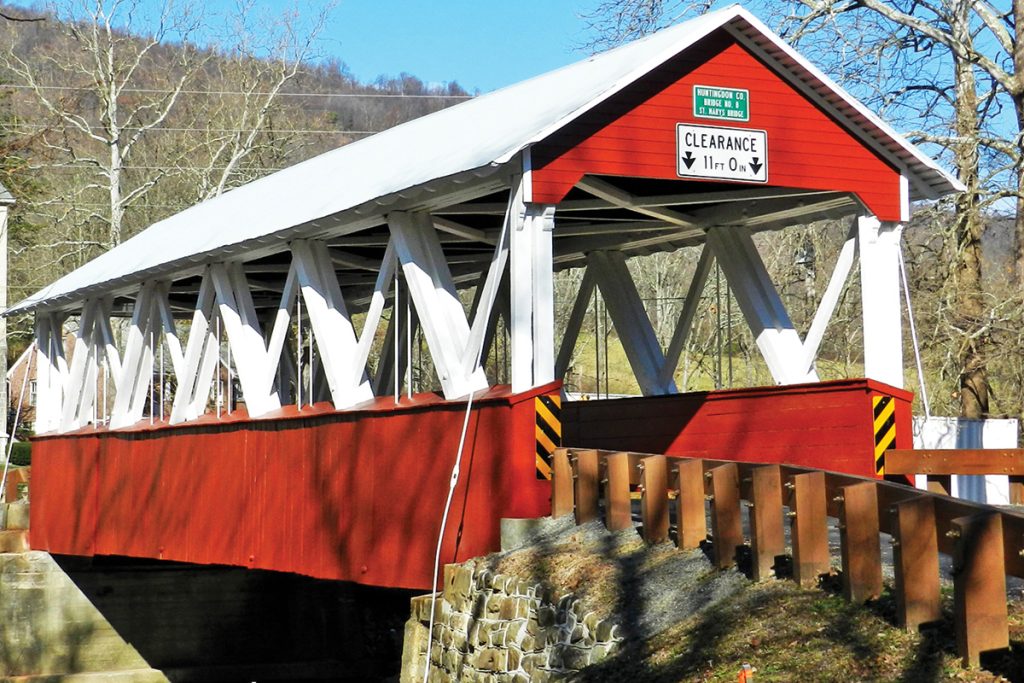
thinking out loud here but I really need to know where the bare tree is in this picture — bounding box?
[790,1,1024,282]
[579,0,712,49]
[186,0,334,200]
[0,0,335,254]
[0,0,211,248]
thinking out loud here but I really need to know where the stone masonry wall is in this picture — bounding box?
[401,559,624,682]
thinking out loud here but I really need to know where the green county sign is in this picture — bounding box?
[693,85,749,122]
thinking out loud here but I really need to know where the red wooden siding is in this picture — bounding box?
[30,384,555,591]
[532,30,903,221]
[562,379,913,478]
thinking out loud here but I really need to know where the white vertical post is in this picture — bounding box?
[509,171,556,393]
[858,215,905,388]
[34,314,66,434]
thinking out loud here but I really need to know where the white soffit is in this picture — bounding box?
[9,5,962,315]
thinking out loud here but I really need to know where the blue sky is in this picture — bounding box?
[328,1,597,93]
[10,0,605,92]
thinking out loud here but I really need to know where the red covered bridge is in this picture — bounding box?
[12,7,959,590]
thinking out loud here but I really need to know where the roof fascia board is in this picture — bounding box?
[724,9,964,197]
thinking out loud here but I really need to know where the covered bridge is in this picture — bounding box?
[12,6,961,589]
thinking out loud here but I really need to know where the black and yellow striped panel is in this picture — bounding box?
[872,395,896,475]
[535,394,562,480]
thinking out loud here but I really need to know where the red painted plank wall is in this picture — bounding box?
[562,379,913,478]
[532,30,902,221]
[30,384,555,591]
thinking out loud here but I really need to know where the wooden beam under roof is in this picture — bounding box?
[439,186,834,215]
[575,176,702,231]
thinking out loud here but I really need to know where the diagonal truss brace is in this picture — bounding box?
[388,211,497,399]
[588,251,677,396]
[706,226,818,385]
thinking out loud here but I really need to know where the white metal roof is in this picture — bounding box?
[10,5,963,315]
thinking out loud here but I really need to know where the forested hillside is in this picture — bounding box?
[0,0,469,349]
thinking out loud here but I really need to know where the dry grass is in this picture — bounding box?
[491,521,1024,682]
[577,579,1024,682]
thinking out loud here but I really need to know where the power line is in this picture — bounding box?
[30,163,289,171]
[6,122,379,135]
[0,84,473,99]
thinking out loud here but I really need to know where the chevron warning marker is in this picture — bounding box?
[535,394,562,480]
[873,395,896,476]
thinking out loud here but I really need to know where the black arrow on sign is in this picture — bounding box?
[749,157,763,175]
[681,151,696,169]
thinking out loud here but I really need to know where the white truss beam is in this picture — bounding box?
[263,263,298,394]
[353,240,396,389]
[388,211,488,398]
[802,225,857,374]
[706,227,818,385]
[59,300,99,431]
[109,283,159,429]
[171,271,219,424]
[291,240,374,409]
[481,273,511,371]
[554,267,596,382]
[588,251,677,396]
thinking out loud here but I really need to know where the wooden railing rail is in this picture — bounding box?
[551,448,1024,668]
[886,448,1024,502]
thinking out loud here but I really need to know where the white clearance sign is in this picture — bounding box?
[676,123,768,183]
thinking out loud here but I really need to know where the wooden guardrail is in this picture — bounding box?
[887,448,1024,503]
[550,448,1024,668]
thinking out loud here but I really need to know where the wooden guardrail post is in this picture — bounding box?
[604,452,633,532]
[639,454,669,544]
[749,464,784,581]
[788,471,830,587]
[573,449,599,524]
[675,459,706,550]
[951,512,1009,668]
[837,481,882,603]
[927,475,952,497]
[708,462,742,569]
[1010,476,1024,505]
[551,448,574,518]
[891,495,941,631]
